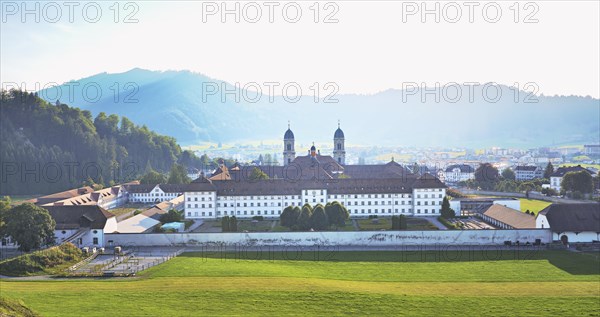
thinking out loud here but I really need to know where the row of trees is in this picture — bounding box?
[391,215,407,230]
[1,89,242,193]
[0,198,56,251]
[0,90,184,195]
[221,216,238,232]
[280,202,349,231]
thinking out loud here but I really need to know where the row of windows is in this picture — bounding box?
[187,210,282,217]
[185,208,440,218]
[415,194,443,199]
[201,193,426,200]
[186,199,443,210]
[416,201,443,206]
[134,192,180,197]
[187,203,213,208]
[187,196,212,202]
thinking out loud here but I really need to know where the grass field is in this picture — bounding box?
[357,218,390,230]
[560,163,600,170]
[519,199,552,215]
[1,250,598,316]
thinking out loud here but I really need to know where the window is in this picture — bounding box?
[93,238,98,245]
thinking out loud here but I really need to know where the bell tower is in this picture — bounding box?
[283,121,295,166]
[333,120,345,165]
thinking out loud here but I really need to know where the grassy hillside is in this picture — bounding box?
[1,250,598,316]
[0,298,40,317]
[0,243,84,276]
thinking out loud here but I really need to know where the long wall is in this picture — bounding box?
[105,229,552,247]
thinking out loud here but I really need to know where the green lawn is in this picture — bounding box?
[357,218,390,230]
[236,220,274,232]
[406,217,439,230]
[560,163,600,170]
[1,250,598,316]
[519,199,552,215]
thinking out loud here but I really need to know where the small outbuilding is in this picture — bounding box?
[536,203,600,243]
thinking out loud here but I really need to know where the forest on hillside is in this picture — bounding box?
[0,89,229,195]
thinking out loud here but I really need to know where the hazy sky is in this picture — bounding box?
[1,1,599,97]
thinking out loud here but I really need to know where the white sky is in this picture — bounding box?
[1,1,599,97]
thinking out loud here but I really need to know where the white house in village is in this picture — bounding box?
[536,203,600,243]
[125,184,186,203]
[443,164,475,184]
[549,165,596,192]
[514,165,543,181]
[44,205,117,247]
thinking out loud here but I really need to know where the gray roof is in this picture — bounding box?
[185,174,446,196]
[284,129,294,140]
[445,164,474,173]
[538,203,600,232]
[550,166,594,177]
[125,184,186,193]
[515,166,539,171]
[43,205,114,230]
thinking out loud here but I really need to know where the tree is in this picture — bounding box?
[501,168,515,180]
[543,162,554,179]
[280,206,296,228]
[310,204,328,230]
[297,204,313,230]
[391,216,400,230]
[494,179,518,192]
[325,201,349,228]
[248,167,269,181]
[160,209,183,223]
[542,187,559,197]
[229,216,238,232]
[167,164,191,184]
[561,171,594,195]
[5,203,55,251]
[399,214,407,230]
[475,163,500,190]
[140,170,167,184]
[0,196,11,238]
[221,216,230,232]
[440,196,454,219]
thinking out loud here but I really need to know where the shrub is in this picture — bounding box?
[252,216,264,221]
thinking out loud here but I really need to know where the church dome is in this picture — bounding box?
[284,128,294,140]
[310,144,316,151]
[334,127,344,139]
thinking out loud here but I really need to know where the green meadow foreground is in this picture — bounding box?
[1,250,599,316]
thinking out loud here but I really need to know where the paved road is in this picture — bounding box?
[424,217,447,230]
[185,219,204,232]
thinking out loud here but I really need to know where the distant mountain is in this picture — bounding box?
[39,68,600,148]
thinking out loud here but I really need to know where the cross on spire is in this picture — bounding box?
[338,119,340,128]
[288,120,290,129]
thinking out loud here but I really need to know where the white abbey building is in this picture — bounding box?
[183,124,447,220]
